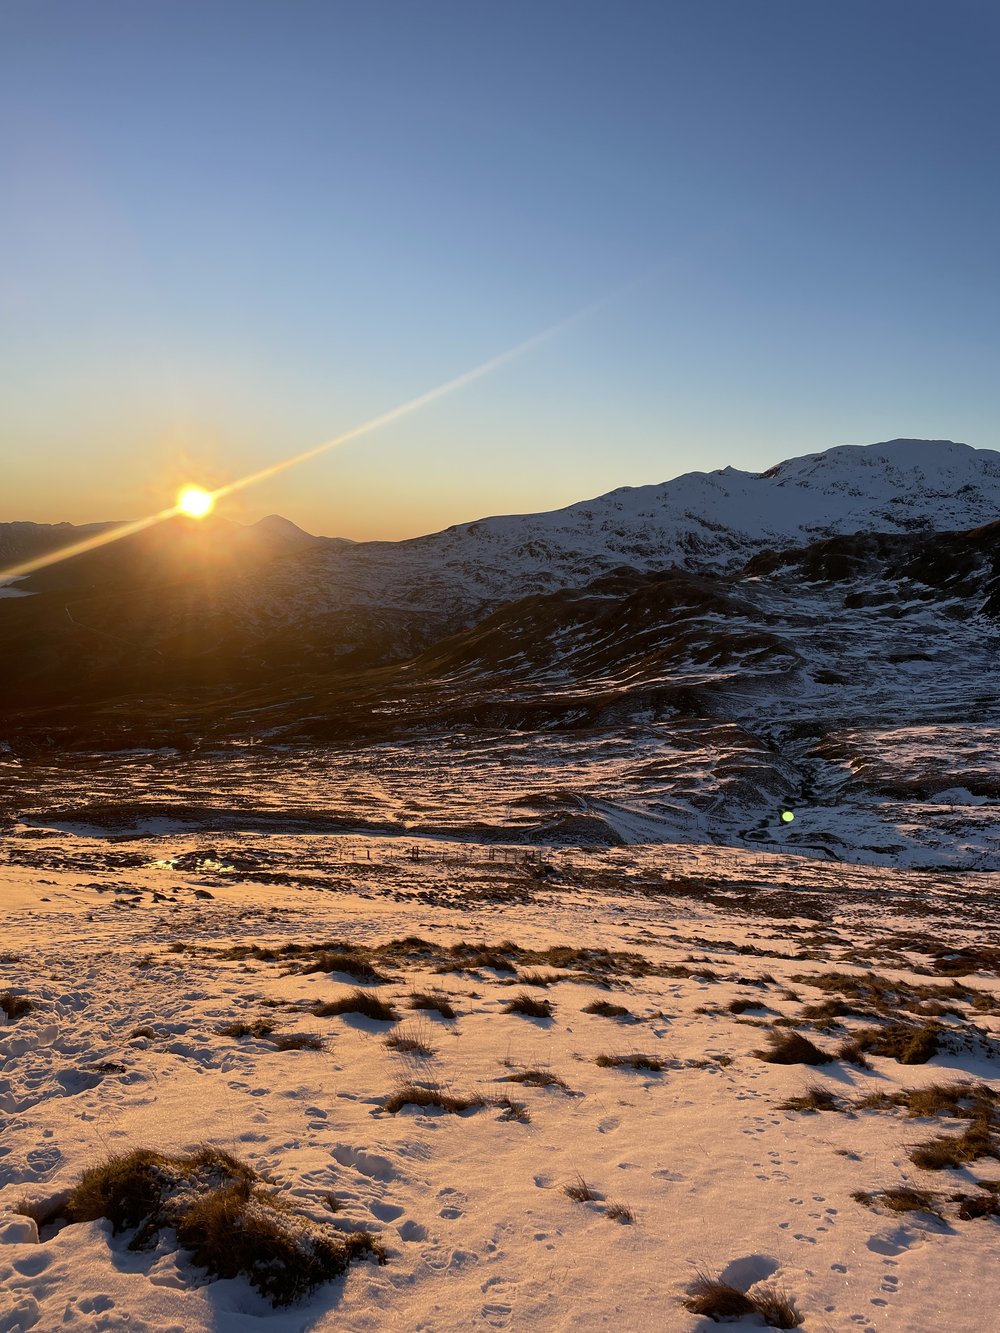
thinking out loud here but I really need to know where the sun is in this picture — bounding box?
[177,486,215,519]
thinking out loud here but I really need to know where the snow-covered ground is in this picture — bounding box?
[2,825,999,1331]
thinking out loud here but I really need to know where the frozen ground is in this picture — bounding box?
[2,823,999,1331]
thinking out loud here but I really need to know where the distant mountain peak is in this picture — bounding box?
[761,437,999,484]
[251,514,314,540]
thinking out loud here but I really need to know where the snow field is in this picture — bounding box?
[1,833,999,1331]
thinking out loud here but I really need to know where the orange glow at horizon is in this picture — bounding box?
[0,266,657,585]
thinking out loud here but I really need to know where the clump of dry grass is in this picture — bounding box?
[582,999,634,1020]
[490,1093,530,1123]
[843,1023,940,1065]
[504,993,553,1019]
[311,990,399,1022]
[0,992,32,1021]
[753,1029,832,1065]
[853,1186,943,1217]
[434,939,653,979]
[855,1090,905,1112]
[299,953,390,983]
[218,1018,276,1039]
[904,1082,999,1120]
[408,991,456,1019]
[751,1283,806,1329]
[437,944,517,974]
[683,1275,755,1319]
[535,943,652,977]
[271,1033,323,1051]
[384,1022,435,1057]
[564,1174,599,1202]
[518,970,562,987]
[952,1189,1000,1220]
[799,997,867,1025]
[663,963,722,980]
[683,1273,804,1327]
[605,1201,635,1223]
[63,1147,385,1306]
[836,1038,872,1068]
[594,1052,665,1071]
[382,1082,483,1115]
[909,1117,999,1171]
[499,1066,569,1090]
[778,1083,841,1113]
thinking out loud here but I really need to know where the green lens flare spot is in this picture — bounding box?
[781,810,795,823]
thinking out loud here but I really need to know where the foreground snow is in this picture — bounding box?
[1,828,999,1332]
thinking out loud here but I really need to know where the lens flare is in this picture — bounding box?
[177,486,215,519]
[781,810,795,823]
[0,263,664,585]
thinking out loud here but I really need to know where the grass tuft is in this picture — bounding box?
[605,1201,635,1223]
[754,1029,832,1065]
[582,999,634,1020]
[683,1274,756,1319]
[271,1033,324,1051]
[750,1283,806,1329]
[384,1023,435,1057]
[684,1272,804,1327]
[311,990,399,1022]
[853,1186,943,1217]
[594,1052,665,1071]
[503,993,554,1019]
[490,1094,530,1123]
[63,1148,385,1306]
[909,1117,999,1171]
[953,1190,1000,1220]
[904,1082,998,1120]
[408,991,456,1019]
[564,1174,599,1202]
[0,992,32,1021]
[218,1018,276,1039]
[844,1023,940,1065]
[382,1082,483,1115]
[778,1083,841,1113]
[300,953,390,983]
[500,1066,569,1090]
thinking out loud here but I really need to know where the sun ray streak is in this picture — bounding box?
[0,507,182,582]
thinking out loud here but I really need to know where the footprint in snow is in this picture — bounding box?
[398,1220,428,1242]
[482,1302,513,1328]
[437,1184,466,1219]
[332,1144,395,1182]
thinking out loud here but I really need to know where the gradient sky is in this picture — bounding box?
[3,0,999,539]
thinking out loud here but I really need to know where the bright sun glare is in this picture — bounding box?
[177,486,215,519]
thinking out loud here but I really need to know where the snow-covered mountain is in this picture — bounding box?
[248,438,1000,627]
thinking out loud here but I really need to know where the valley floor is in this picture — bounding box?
[1,828,999,1332]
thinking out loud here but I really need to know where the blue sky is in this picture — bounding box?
[3,0,999,537]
